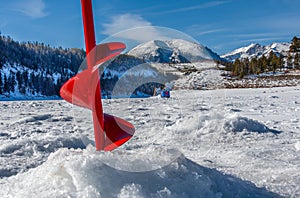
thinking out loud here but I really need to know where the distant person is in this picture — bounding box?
[161,89,170,98]
[161,86,170,98]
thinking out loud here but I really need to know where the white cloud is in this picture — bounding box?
[158,1,230,15]
[102,14,152,35]
[101,14,167,42]
[13,0,48,18]
[185,24,228,38]
[237,37,288,44]
[101,14,198,46]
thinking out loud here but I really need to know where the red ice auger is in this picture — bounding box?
[60,0,135,151]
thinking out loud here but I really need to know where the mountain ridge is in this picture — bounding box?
[1,34,298,100]
[222,42,290,62]
[128,39,224,63]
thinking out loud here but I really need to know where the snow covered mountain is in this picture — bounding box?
[99,39,226,97]
[99,54,178,98]
[1,35,225,99]
[128,39,223,63]
[222,42,290,62]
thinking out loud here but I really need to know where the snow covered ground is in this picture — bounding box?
[173,67,300,90]
[0,86,300,197]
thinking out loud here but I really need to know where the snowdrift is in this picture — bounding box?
[224,114,281,134]
[1,87,299,197]
[0,147,279,198]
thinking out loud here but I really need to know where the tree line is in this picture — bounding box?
[220,36,300,78]
[0,34,85,97]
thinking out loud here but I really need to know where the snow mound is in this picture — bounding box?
[11,114,52,125]
[0,136,86,178]
[0,147,278,198]
[174,69,224,90]
[295,141,300,151]
[224,114,280,133]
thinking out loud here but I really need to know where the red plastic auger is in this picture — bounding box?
[60,0,135,151]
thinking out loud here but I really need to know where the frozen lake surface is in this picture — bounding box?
[0,86,299,197]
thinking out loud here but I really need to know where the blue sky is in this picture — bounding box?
[0,0,299,54]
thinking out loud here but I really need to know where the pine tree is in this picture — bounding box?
[0,74,2,94]
[46,77,55,96]
[16,71,22,88]
[19,85,26,95]
[245,58,250,75]
[3,75,9,93]
[233,59,241,76]
[37,74,44,94]
[279,54,284,71]
[22,70,29,87]
[287,53,293,68]
[8,75,16,93]
[29,72,35,89]
[0,34,85,97]
[250,57,258,74]
[269,51,280,73]
[290,36,300,53]
[295,53,300,69]
[258,55,267,73]
[54,78,62,95]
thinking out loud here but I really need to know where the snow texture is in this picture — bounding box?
[0,86,300,197]
[128,39,222,63]
[221,43,290,62]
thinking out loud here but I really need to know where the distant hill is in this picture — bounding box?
[2,34,299,100]
[100,39,225,97]
[128,39,224,63]
[0,35,85,100]
[220,36,300,78]
[1,35,226,99]
[9,35,300,99]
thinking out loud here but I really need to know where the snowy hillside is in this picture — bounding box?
[100,54,179,98]
[1,86,300,197]
[128,39,223,63]
[0,63,70,100]
[0,35,226,99]
[100,41,225,98]
[98,39,226,97]
[222,43,290,61]
[0,35,84,100]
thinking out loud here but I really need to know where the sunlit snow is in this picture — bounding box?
[0,86,299,197]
